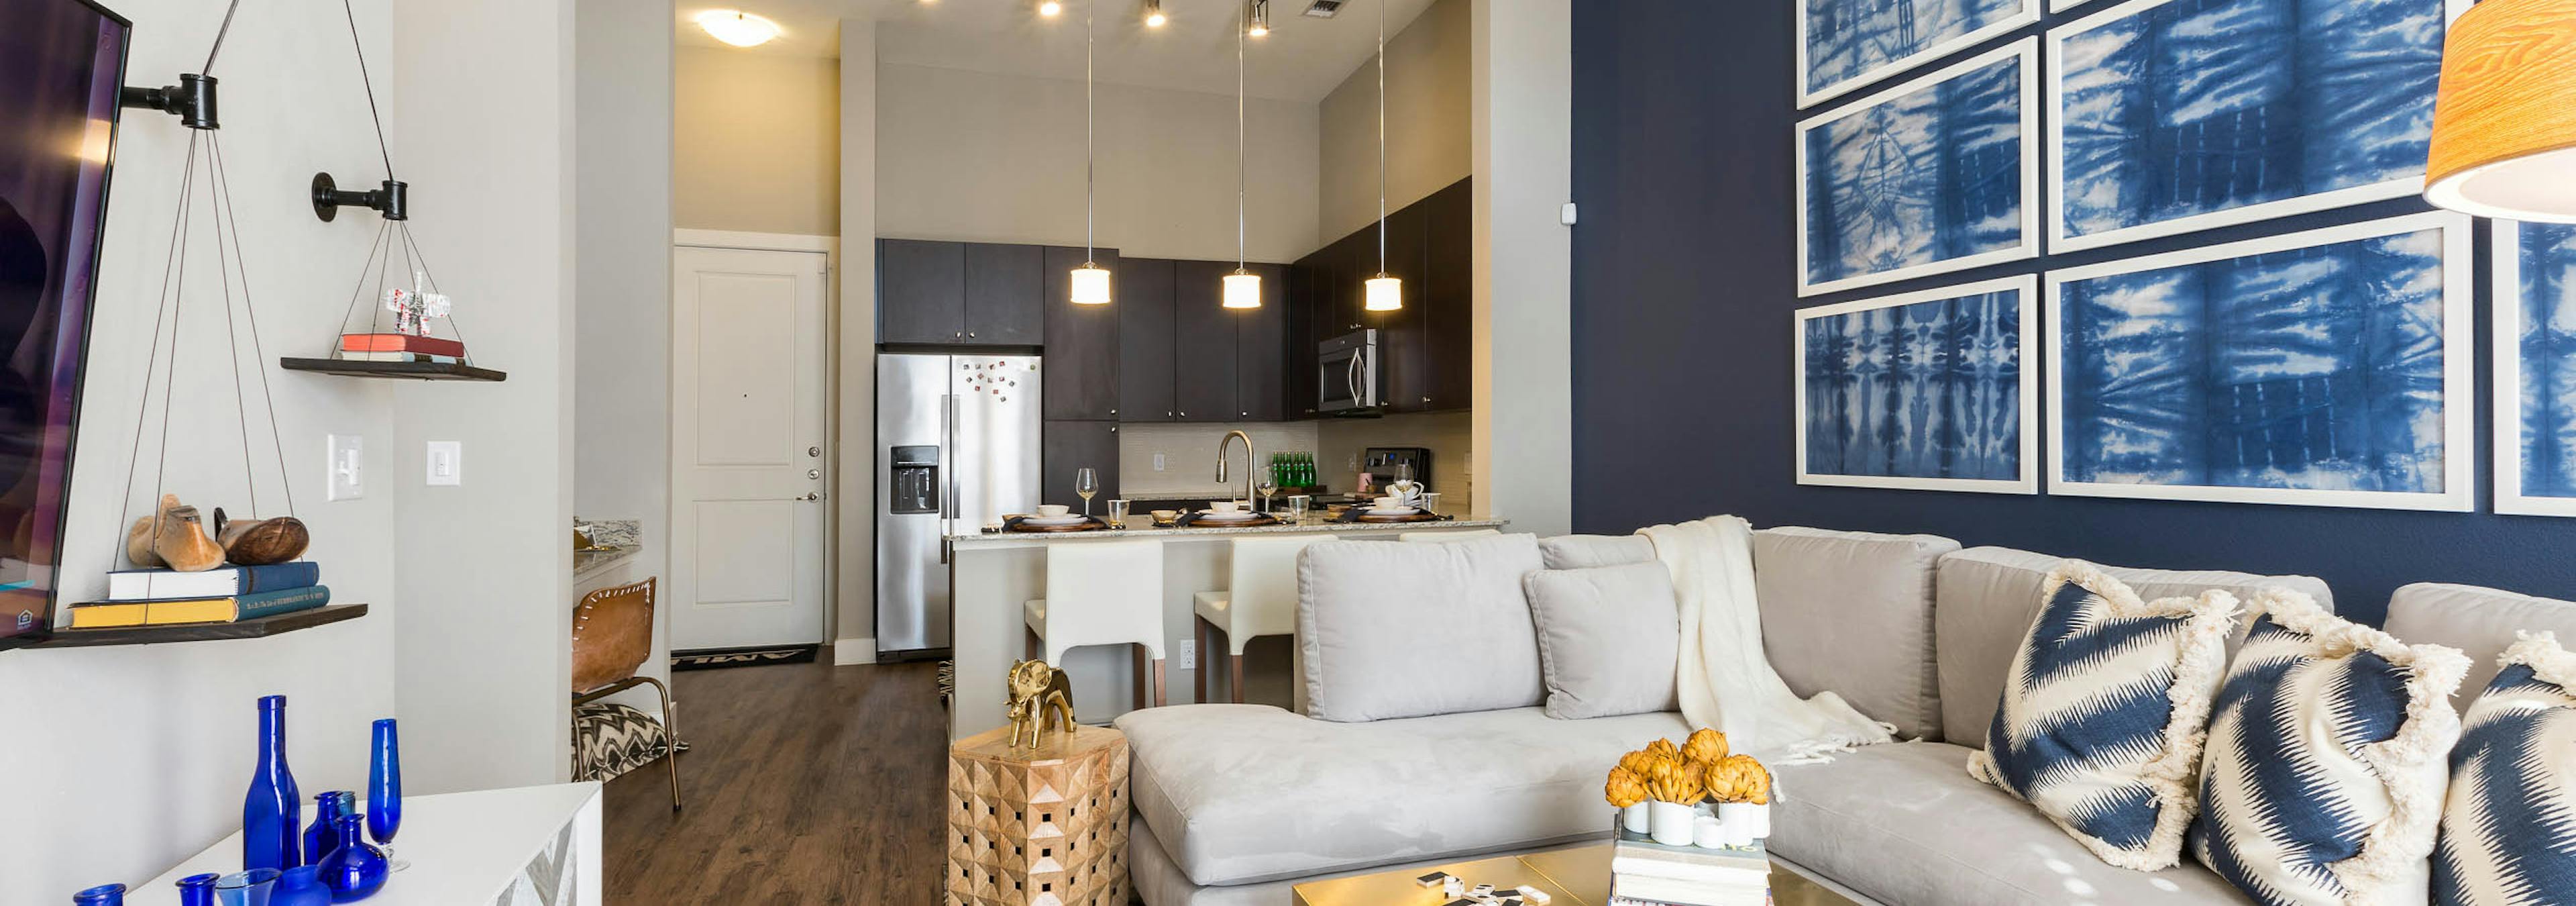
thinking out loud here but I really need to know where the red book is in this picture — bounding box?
[341,333,465,357]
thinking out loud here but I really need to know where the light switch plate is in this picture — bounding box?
[327,434,364,501]
[1152,452,1167,472]
[425,440,462,486]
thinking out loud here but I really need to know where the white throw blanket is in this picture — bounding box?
[1642,515,1894,764]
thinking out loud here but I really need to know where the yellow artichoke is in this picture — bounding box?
[1604,766,1648,808]
[1682,727,1729,765]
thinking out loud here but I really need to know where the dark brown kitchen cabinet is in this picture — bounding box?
[1234,262,1291,421]
[1043,245,1120,420]
[1041,420,1120,506]
[1378,203,1432,413]
[963,242,1043,345]
[1288,175,1474,415]
[1116,258,1177,421]
[1418,180,1473,411]
[877,239,965,345]
[1287,262,1320,418]
[1172,260,1239,422]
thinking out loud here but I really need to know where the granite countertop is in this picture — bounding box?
[947,515,1508,548]
[573,517,641,575]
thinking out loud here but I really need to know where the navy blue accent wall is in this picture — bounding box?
[1570,1,2573,626]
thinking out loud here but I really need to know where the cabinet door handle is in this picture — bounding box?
[967,332,977,339]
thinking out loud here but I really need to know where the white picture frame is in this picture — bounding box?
[1796,0,2041,109]
[2044,0,2471,254]
[1796,39,2042,298]
[2494,220,2576,517]
[1796,275,2041,495]
[2045,212,2475,512]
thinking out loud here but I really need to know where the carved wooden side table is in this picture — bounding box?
[947,723,1131,906]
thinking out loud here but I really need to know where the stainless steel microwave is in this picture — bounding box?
[1318,330,1381,415]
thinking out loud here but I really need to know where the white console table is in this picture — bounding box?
[127,783,602,906]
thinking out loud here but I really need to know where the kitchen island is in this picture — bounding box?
[947,515,1508,739]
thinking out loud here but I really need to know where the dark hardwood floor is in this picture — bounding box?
[604,660,947,904]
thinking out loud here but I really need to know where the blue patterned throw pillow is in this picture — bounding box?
[2434,632,2576,905]
[1968,562,2241,870]
[2193,590,2470,906]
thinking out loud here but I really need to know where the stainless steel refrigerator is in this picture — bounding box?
[875,353,1042,658]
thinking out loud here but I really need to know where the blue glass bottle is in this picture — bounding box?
[269,866,331,906]
[175,873,220,906]
[241,695,301,870]
[315,813,388,902]
[302,792,355,868]
[70,883,123,905]
[365,719,401,849]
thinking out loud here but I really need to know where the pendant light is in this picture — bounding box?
[1223,0,1262,309]
[1362,0,1402,311]
[1247,0,1271,37]
[1070,0,1113,305]
[2424,0,2576,221]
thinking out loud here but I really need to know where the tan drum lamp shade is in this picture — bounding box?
[2426,0,2576,222]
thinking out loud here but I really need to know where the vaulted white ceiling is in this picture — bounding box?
[676,0,1436,103]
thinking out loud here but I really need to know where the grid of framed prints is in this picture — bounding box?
[2496,221,2576,517]
[2045,213,2474,511]
[1797,0,2039,107]
[1796,276,2039,495]
[1796,40,2039,297]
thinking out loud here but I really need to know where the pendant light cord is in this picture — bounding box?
[1085,0,1096,264]
[1237,0,1248,271]
[1376,0,1387,276]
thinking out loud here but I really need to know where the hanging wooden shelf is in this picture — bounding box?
[280,358,506,382]
[12,603,369,650]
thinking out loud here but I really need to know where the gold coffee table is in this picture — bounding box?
[1290,841,1855,906]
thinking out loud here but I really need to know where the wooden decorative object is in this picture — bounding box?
[143,495,226,572]
[947,724,1131,906]
[215,508,310,566]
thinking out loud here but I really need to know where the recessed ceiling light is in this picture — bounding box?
[694,10,780,47]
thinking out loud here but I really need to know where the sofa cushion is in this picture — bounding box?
[2434,632,2576,904]
[1751,526,1958,741]
[1111,703,1689,887]
[1968,563,2239,870]
[1538,534,1658,570]
[1935,546,2334,746]
[2385,583,2576,715]
[1525,562,1682,719]
[1297,533,1547,722]
[1766,740,2249,906]
[2191,590,2469,906]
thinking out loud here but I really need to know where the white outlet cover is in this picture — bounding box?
[1152,452,1167,472]
[327,434,364,501]
[1175,638,1196,668]
[426,440,462,486]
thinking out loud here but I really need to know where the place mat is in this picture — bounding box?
[1334,509,1451,524]
[1159,512,1282,529]
[1002,515,1115,533]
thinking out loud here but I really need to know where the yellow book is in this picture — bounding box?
[64,587,330,629]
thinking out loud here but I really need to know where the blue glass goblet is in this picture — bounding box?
[366,719,407,872]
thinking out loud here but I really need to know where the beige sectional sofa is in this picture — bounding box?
[1112,526,2576,906]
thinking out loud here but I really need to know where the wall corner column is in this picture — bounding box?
[1470,0,1574,536]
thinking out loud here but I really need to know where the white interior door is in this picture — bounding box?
[671,244,829,650]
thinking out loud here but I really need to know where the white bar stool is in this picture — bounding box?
[1024,540,1169,709]
[1191,535,1335,704]
[1399,529,1501,542]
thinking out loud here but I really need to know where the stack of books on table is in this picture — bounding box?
[1609,825,1771,906]
[339,332,466,363]
[66,562,329,629]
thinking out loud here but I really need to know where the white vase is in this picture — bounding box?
[1621,802,1650,834]
[1647,800,1697,846]
[1716,801,1772,840]
[1691,815,1725,849]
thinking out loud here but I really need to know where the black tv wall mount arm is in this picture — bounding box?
[120,72,219,130]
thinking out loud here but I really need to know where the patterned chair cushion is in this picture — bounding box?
[1966,561,2239,870]
[572,701,672,783]
[2192,589,2471,906]
[2434,632,2576,905]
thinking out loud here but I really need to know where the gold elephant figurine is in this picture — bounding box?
[1005,659,1076,750]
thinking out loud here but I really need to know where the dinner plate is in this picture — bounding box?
[1195,511,1263,521]
[1364,507,1420,516]
[1020,515,1089,526]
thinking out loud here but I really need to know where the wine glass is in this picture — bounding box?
[1075,468,1098,517]
[367,719,409,871]
[1256,477,1279,515]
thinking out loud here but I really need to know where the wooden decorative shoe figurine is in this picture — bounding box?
[125,512,164,568]
[215,508,309,566]
[146,494,227,572]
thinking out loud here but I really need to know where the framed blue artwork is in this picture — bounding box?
[2047,213,2473,511]
[2496,221,2576,517]
[2051,0,2107,9]
[2046,0,2467,253]
[1798,39,2039,298]
[1796,276,2039,495]
[1799,0,2039,108]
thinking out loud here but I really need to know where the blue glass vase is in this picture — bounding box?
[365,719,401,849]
[269,866,331,906]
[315,814,388,902]
[213,868,278,906]
[242,695,301,870]
[70,883,123,905]
[176,873,221,906]
[302,792,356,868]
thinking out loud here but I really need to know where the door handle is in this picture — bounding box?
[941,394,959,523]
[799,491,824,501]
[1346,354,1364,405]
[808,468,822,479]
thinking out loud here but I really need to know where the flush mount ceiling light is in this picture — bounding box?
[1362,0,1401,311]
[1071,1,1113,305]
[696,9,780,47]
[1224,0,1261,309]
[1144,0,1169,28]
[2425,0,2576,221]
[1247,0,1271,36]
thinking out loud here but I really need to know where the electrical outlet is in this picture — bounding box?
[326,435,364,501]
[1152,452,1167,472]
[425,441,462,486]
[1175,638,1196,668]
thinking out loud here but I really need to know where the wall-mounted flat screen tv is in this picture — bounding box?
[0,0,125,641]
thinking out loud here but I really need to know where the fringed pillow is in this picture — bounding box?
[2434,632,2576,905]
[1968,561,2241,870]
[2192,589,2470,906]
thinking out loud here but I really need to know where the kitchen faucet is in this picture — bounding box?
[1215,430,1257,508]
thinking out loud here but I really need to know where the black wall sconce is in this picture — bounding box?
[121,72,218,130]
[310,173,407,222]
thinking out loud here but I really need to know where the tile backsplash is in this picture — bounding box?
[1116,422,1321,497]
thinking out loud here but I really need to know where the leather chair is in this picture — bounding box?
[572,577,682,810]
